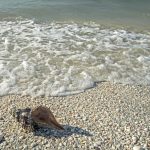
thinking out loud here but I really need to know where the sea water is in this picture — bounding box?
[0,0,150,96]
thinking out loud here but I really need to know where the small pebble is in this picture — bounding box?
[0,132,4,143]
[31,143,38,148]
[132,136,138,144]
[82,116,88,121]
[133,145,142,150]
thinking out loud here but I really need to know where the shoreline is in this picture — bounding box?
[1,17,150,32]
[0,82,150,149]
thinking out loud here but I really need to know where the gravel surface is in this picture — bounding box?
[0,82,150,150]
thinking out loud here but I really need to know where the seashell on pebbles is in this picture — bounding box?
[12,106,64,132]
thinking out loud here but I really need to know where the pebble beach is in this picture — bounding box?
[1,0,150,149]
[0,82,150,150]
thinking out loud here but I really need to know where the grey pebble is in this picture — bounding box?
[0,131,4,143]
[31,143,38,148]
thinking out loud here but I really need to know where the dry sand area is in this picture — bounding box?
[0,82,150,150]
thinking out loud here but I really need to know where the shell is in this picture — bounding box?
[13,108,33,132]
[12,106,64,132]
[31,106,64,130]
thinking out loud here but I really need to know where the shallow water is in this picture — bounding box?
[0,0,150,29]
[0,20,150,96]
[0,1,150,96]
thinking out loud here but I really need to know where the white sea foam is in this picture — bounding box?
[0,19,150,97]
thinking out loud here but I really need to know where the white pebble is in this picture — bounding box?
[133,145,142,150]
[132,136,138,144]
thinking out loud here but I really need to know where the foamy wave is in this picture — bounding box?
[0,19,150,97]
